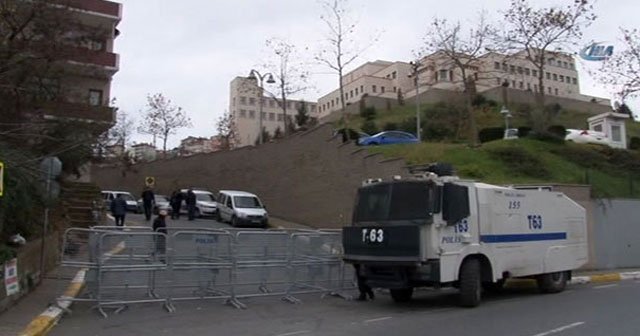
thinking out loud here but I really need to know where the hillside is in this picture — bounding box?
[369,138,640,198]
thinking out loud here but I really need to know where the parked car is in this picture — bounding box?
[137,195,172,215]
[101,191,141,213]
[216,190,268,228]
[179,189,218,218]
[358,131,419,146]
[565,129,611,146]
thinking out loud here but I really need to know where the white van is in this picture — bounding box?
[216,190,268,227]
[179,189,218,217]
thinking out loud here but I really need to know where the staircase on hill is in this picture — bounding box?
[59,182,104,228]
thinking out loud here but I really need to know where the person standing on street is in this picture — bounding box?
[152,210,168,261]
[141,187,155,221]
[186,188,197,221]
[353,264,374,301]
[110,194,127,227]
[170,190,183,220]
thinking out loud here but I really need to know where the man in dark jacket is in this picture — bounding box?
[152,210,168,262]
[170,190,183,220]
[186,189,197,221]
[110,194,128,227]
[141,187,155,221]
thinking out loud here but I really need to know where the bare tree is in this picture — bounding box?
[111,107,135,147]
[215,110,239,150]
[502,0,596,130]
[138,93,192,154]
[316,0,379,119]
[421,13,496,146]
[597,28,640,103]
[263,37,310,135]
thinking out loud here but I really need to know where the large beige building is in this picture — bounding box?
[318,60,413,118]
[229,77,319,147]
[317,49,609,119]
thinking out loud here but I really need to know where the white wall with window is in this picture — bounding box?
[588,112,630,149]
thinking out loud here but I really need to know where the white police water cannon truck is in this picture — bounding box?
[342,163,587,307]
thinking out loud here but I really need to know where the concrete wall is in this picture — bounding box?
[591,199,640,270]
[91,124,408,228]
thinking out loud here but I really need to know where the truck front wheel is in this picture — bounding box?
[459,258,482,307]
[390,288,413,303]
[537,271,568,294]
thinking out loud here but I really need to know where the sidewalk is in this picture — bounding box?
[0,267,76,336]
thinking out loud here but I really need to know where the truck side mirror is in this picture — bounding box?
[442,183,470,225]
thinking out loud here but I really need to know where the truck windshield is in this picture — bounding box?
[354,181,433,223]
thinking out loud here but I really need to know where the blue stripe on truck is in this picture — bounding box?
[480,232,567,243]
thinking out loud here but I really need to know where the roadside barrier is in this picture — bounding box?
[59,227,355,316]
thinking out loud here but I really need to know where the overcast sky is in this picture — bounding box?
[112,0,640,148]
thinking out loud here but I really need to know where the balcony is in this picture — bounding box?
[66,47,119,70]
[63,0,122,19]
[41,101,115,124]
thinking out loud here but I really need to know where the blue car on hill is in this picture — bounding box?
[358,131,419,146]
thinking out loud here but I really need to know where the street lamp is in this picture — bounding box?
[500,105,512,138]
[409,61,421,141]
[248,69,275,145]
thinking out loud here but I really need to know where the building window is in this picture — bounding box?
[548,87,552,94]
[360,85,364,93]
[554,88,558,95]
[269,100,275,108]
[372,85,377,93]
[249,97,256,106]
[546,72,551,80]
[496,78,501,85]
[572,78,577,85]
[570,63,574,69]
[439,69,448,81]
[553,73,558,81]
[381,86,385,93]
[527,83,531,90]
[393,86,397,92]
[494,62,500,70]
[519,81,524,89]
[559,75,564,82]
[355,88,359,95]
[249,110,256,119]
[277,114,283,121]
[534,84,538,92]
[532,69,537,77]
[392,71,397,79]
[563,61,568,68]
[350,90,354,98]
[240,96,247,105]
[502,63,507,71]
[269,112,275,121]
[525,68,530,76]
[331,100,334,107]
[517,66,523,74]
[509,65,515,74]
[240,109,247,118]
[512,80,516,88]
[611,125,622,142]
[89,89,103,106]
[593,124,603,132]
[232,97,236,106]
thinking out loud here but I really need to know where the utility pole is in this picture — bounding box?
[409,61,421,140]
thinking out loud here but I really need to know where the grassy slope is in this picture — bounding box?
[370,139,640,198]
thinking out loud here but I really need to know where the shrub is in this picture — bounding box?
[360,106,377,120]
[527,131,565,144]
[383,122,398,131]
[630,136,640,150]
[361,120,379,136]
[547,125,566,139]
[479,127,504,143]
[487,146,551,179]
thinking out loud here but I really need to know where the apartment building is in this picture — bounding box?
[40,0,122,129]
[229,77,319,147]
[317,60,413,118]
[131,143,157,162]
[317,49,609,119]
[178,136,223,156]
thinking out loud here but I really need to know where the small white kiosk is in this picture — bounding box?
[587,112,629,149]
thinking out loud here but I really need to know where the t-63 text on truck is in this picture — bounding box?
[342,165,587,307]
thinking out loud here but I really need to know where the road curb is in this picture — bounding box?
[18,233,127,336]
[504,271,640,289]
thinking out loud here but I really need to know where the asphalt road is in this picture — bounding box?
[52,270,640,336]
[122,212,231,230]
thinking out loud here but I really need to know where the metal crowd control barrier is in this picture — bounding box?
[58,227,356,317]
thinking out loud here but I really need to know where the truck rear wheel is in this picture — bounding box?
[459,259,482,307]
[537,271,568,294]
[390,288,413,303]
